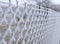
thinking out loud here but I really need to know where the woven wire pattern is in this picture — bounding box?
[0,3,56,44]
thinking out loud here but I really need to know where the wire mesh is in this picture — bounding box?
[0,0,56,44]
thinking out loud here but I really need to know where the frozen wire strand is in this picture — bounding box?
[9,0,11,7]
[16,0,18,8]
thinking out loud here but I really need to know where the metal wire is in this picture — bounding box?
[16,0,18,8]
[0,0,57,44]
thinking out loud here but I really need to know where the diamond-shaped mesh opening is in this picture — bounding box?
[24,35,29,44]
[4,32,12,44]
[5,11,14,23]
[10,21,17,32]
[11,39,16,44]
[26,21,30,29]
[19,21,25,29]
[11,7,17,13]
[17,37,23,44]
[22,29,27,38]
[14,31,20,40]
[15,11,21,22]
[0,21,7,36]
[23,13,28,22]
[19,7,25,14]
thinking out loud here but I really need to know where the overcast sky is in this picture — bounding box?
[51,0,60,5]
[0,0,60,5]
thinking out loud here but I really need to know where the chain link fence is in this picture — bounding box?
[0,1,57,44]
